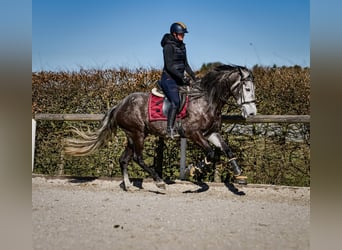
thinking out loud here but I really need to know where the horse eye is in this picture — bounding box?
[245,88,251,91]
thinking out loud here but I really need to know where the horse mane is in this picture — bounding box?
[186,64,247,106]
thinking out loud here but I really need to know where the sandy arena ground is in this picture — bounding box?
[32,176,310,250]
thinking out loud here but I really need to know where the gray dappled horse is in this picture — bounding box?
[64,65,257,190]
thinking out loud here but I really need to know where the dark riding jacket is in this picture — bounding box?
[161,33,196,85]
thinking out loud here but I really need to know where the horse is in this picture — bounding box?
[64,64,257,190]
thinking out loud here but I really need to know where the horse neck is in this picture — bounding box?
[188,82,231,114]
[207,87,231,112]
[204,92,230,116]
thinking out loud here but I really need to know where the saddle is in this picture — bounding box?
[148,81,188,121]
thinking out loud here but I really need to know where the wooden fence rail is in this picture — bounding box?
[32,114,310,178]
[34,113,310,123]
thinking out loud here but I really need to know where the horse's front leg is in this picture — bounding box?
[189,132,216,163]
[207,132,242,176]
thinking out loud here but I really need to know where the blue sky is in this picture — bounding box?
[32,0,310,72]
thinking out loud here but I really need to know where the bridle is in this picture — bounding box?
[230,76,256,106]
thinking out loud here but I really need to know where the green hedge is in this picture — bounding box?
[32,65,310,186]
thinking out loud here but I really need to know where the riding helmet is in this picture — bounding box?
[170,22,188,34]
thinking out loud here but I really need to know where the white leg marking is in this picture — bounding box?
[207,133,223,150]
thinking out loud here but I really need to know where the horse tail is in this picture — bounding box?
[64,105,118,156]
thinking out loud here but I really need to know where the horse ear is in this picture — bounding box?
[238,67,250,80]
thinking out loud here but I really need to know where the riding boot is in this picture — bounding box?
[167,106,178,139]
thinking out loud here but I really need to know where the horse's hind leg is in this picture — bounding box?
[119,140,134,191]
[135,155,166,189]
[132,134,166,189]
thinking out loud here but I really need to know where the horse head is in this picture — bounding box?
[230,66,257,118]
[199,65,257,118]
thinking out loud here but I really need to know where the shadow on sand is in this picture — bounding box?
[66,176,245,196]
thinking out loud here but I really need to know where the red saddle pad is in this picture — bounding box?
[148,94,188,121]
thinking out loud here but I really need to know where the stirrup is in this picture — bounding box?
[167,128,179,139]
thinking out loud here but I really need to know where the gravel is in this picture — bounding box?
[32,176,310,250]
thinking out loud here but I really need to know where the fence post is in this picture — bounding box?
[180,138,187,180]
[32,119,36,172]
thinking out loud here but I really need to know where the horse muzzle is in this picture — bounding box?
[241,102,257,118]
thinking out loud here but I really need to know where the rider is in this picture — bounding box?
[159,22,196,139]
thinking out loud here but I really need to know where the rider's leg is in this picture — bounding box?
[166,87,180,138]
[159,72,180,138]
[167,104,178,138]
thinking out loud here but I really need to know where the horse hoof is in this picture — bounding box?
[234,175,248,185]
[156,182,166,189]
[183,165,196,179]
[120,181,133,191]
